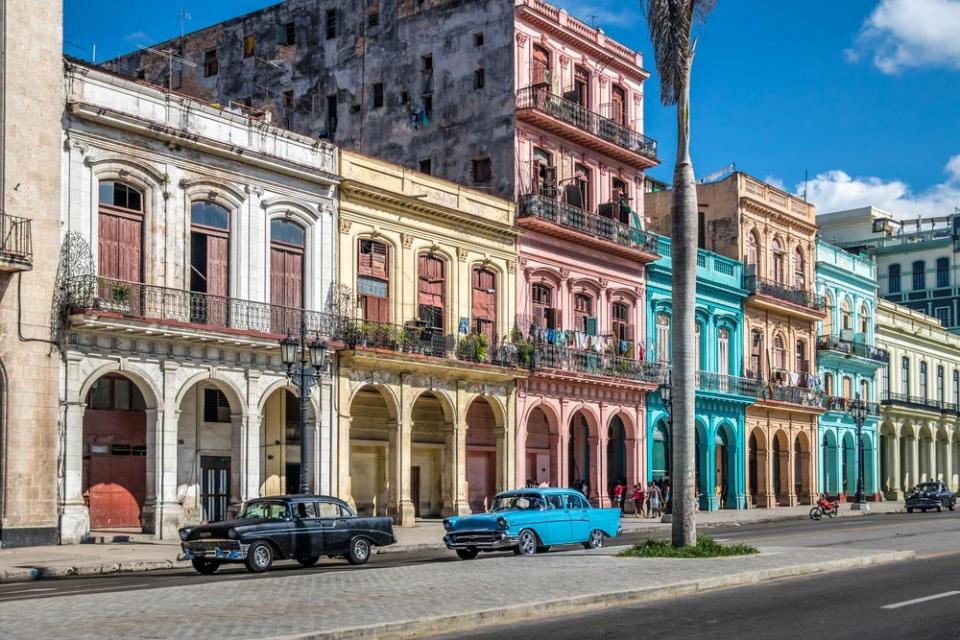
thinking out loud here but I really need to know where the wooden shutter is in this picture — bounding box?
[270,248,287,306]
[206,235,229,326]
[285,251,303,309]
[117,216,141,283]
[360,240,389,278]
[472,268,497,342]
[98,213,120,278]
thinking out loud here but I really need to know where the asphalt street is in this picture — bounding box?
[0,510,955,606]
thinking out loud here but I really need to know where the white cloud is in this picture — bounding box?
[549,1,640,29]
[850,0,960,74]
[785,155,960,219]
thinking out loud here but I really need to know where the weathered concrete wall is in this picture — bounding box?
[109,0,517,199]
[0,0,63,547]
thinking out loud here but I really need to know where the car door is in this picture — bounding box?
[289,501,320,559]
[567,493,591,541]
[543,494,570,544]
[318,501,352,554]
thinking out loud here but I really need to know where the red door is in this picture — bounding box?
[418,254,445,330]
[98,211,142,314]
[472,267,497,344]
[271,246,304,334]
[84,406,147,530]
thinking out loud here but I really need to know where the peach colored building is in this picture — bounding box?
[513,2,662,505]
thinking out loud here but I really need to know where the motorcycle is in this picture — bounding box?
[809,495,840,521]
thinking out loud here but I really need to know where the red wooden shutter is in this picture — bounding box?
[206,236,229,298]
[285,251,303,309]
[98,213,120,278]
[117,216,141,283]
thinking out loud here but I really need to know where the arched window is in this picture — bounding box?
[745,230,759,267]
[472,267,497,342]
[842,376,853,399]
[190,201,230,326]
[772,238,785,283]
[612,302,634,356]
[532,147,555,197]
[859,303,869,335]
[98,181,144,285]
[270,219,305,322]
[718,327,730,376]
[574,293,595,335]
[358,239,390,322]
[573,65,590,108]
[531,45,551,86]
[794,247,805,288]
[841,298,852,332]
[823,291,834,337]
[611,84,626,125]
[860,379,870,402]
[417,253,447,330]
[774,334,786,371]
[796,339,808,373]
[532,283,554,330]
[656,313,670,363]
[824,372,834,396]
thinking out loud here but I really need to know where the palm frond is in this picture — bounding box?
[640,0,715,106]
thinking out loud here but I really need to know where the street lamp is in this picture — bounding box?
[657,372,673,523]
[279,317,328,495]
[850,393,869,511]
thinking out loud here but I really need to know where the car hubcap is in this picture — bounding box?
[254,546,270,567]
[520,532,535,555]
[355,541,368,560]
[591,531,603,548]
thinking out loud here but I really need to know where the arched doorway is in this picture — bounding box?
[772,430,788,506]
[261,388,312,497]
[794,432,811,504]
[715,426,732,508]
[651,420,670,481]
[748,430,764,506]
[606,416,627,493]
[466,398,497,513]
[176,381,243,523]
[410,392,448,518]
[822,431,838,496]
[83,374,148,529]
[524,406,558,486]
[842,432,855,498]
[348,386,396,518]
[568,412,592,494]
[863,433,877,497]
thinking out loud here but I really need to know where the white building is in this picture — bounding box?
[59,61,339,542]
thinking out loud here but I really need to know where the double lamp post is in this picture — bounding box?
[850,394,869,510]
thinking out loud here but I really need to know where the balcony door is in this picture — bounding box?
[98,181,144,315]
[190,202,230,327]
[472,267,497,345]
[270,219,306,334]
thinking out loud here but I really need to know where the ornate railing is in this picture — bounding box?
[824,396,881,416]
[882,391,954,414]
[744,275,825,311]
[758,382,827,409]
[518,194,660,255]
[534,344,666,384]
[695,372,762,397]
[0,213,32,265]
[816,335,889,363]
[516,86,657,161]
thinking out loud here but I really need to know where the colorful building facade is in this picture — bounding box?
[645,236,756,510]
[814,241,886,501]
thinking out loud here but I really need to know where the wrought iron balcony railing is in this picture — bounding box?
[758,381,827,409]
[816,335,889,364]
[533,344,666,384]
[0,213,32,267]
[518,194,660,256]
[824,396,881,416]
[516,86,658,161]
[695,371,762,397]
[881,391,955,414]
[744,275,825,311]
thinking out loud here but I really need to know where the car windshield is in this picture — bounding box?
[913,483,940,493]
[240,501,289,520]
[491,494,544,512]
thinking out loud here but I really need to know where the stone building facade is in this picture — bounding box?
[335,150,523,526]
[647,172,826,508]
[59,62,339,542]
[0,0,64,547]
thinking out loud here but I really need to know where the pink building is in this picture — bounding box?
[512,0,662,505]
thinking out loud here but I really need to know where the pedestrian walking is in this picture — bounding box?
[613,481,625,514]
[632,483,645,518]
[649,483,662,519]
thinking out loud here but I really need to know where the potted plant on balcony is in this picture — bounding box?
[94,278,132,313]
[457,332,489,363]
[511,325,537,369]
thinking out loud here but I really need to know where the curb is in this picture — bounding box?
[264,549,916,640]
[0,559,192,583]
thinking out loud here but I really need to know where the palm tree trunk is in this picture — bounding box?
[670,53,697,548]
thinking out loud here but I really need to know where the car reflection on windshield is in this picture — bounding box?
[491,495,545,511]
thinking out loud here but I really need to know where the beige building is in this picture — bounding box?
[646,172,825,507]
[0,0,63,546]
[335,150,524,526]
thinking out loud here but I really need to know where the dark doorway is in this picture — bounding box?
[200,456,230,522]
[411,466,421,517]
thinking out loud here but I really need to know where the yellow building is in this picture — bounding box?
[335,151,524,526]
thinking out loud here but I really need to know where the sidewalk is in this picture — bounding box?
[0,543,913,640]
[0,501,904,582]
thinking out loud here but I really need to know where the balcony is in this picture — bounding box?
[62,275,335,340]
[882,391,957,415]
[823,396,881,416]
[515,86,658,169]
[695,372,761,398]
[533,343,665,386]
[756,381,827,412]
[744,274,825,319]
[816,335,889,364]
[517,194,660,262]
[0,213,32,272]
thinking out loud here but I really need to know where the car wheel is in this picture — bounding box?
[516,529,538,556]
[296,556,320,568]
[907,507,913,513]
[190,559,220,575]
[583,529,605,550]
[347,537,371,565]
[245,541,273,573]
[456,548,479,560]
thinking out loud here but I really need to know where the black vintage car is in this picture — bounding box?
[180,495,395,574]
[905,482,957,513]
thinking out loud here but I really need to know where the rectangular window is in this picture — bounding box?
[954,370,959,406]
[901,356,910,395]
[474,32,484,47]
[367,6,380,26]
[326,94,338,136]
[284,89,295,110]
[936,306,951,327]
[325,9,337,39]
[422,54,433,71]
[372,82,384,108]
[938,365,945,402]
[243,34,255,57]
[882,366,889,399]
[888,264,901,293]
[203,49,219,77]
[937,257,950,288]
[358,240,389,323]
[474,67,485,90]
[471,157,492,184]
[419,158,431,175]
[920,361,928,400]
[277,22,296,46]
[204,388,231,423]
[913,260,926,291]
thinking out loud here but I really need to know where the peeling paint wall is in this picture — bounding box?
[108,0,517,199]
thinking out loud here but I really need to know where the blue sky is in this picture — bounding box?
[64,0,960,218]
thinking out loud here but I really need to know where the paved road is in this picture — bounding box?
[0,510,954,604]
[437,552,960,640]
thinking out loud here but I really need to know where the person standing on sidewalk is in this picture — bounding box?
[632,483,646,518]
[613,481,625,514]
[649,483,662,519]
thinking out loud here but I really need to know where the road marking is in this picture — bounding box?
[0,587,55,595]
[881,591,960,609]
[0,583,150,602]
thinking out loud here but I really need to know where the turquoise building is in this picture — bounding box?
[814,241,886,500]
[645,236,758,510]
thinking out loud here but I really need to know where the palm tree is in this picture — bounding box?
[641,0,715,547]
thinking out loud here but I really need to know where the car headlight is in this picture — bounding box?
[443,519,452,531]
[179,528,190,541]
[496,517,508,529]
[227,528,238,540]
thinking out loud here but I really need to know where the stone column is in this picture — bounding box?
[886,429,903,500]
[907,435,919,489]
[763,431,776,508]
[440,419,468,517]
[942,437,953,490]
[589,431,602,506]
[395,405,416,527]
[60,396,90,543]
[558,399,571,486]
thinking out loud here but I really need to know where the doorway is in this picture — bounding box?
[200,456,230,522]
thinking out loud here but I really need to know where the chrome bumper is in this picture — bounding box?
[444,530,518,550]
[182,540,250,561]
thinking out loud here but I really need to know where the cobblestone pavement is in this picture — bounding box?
[0,544,908,640]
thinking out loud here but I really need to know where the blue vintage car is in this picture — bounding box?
[442,488,621,559]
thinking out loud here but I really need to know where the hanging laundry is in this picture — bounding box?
[458,317,470,334]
